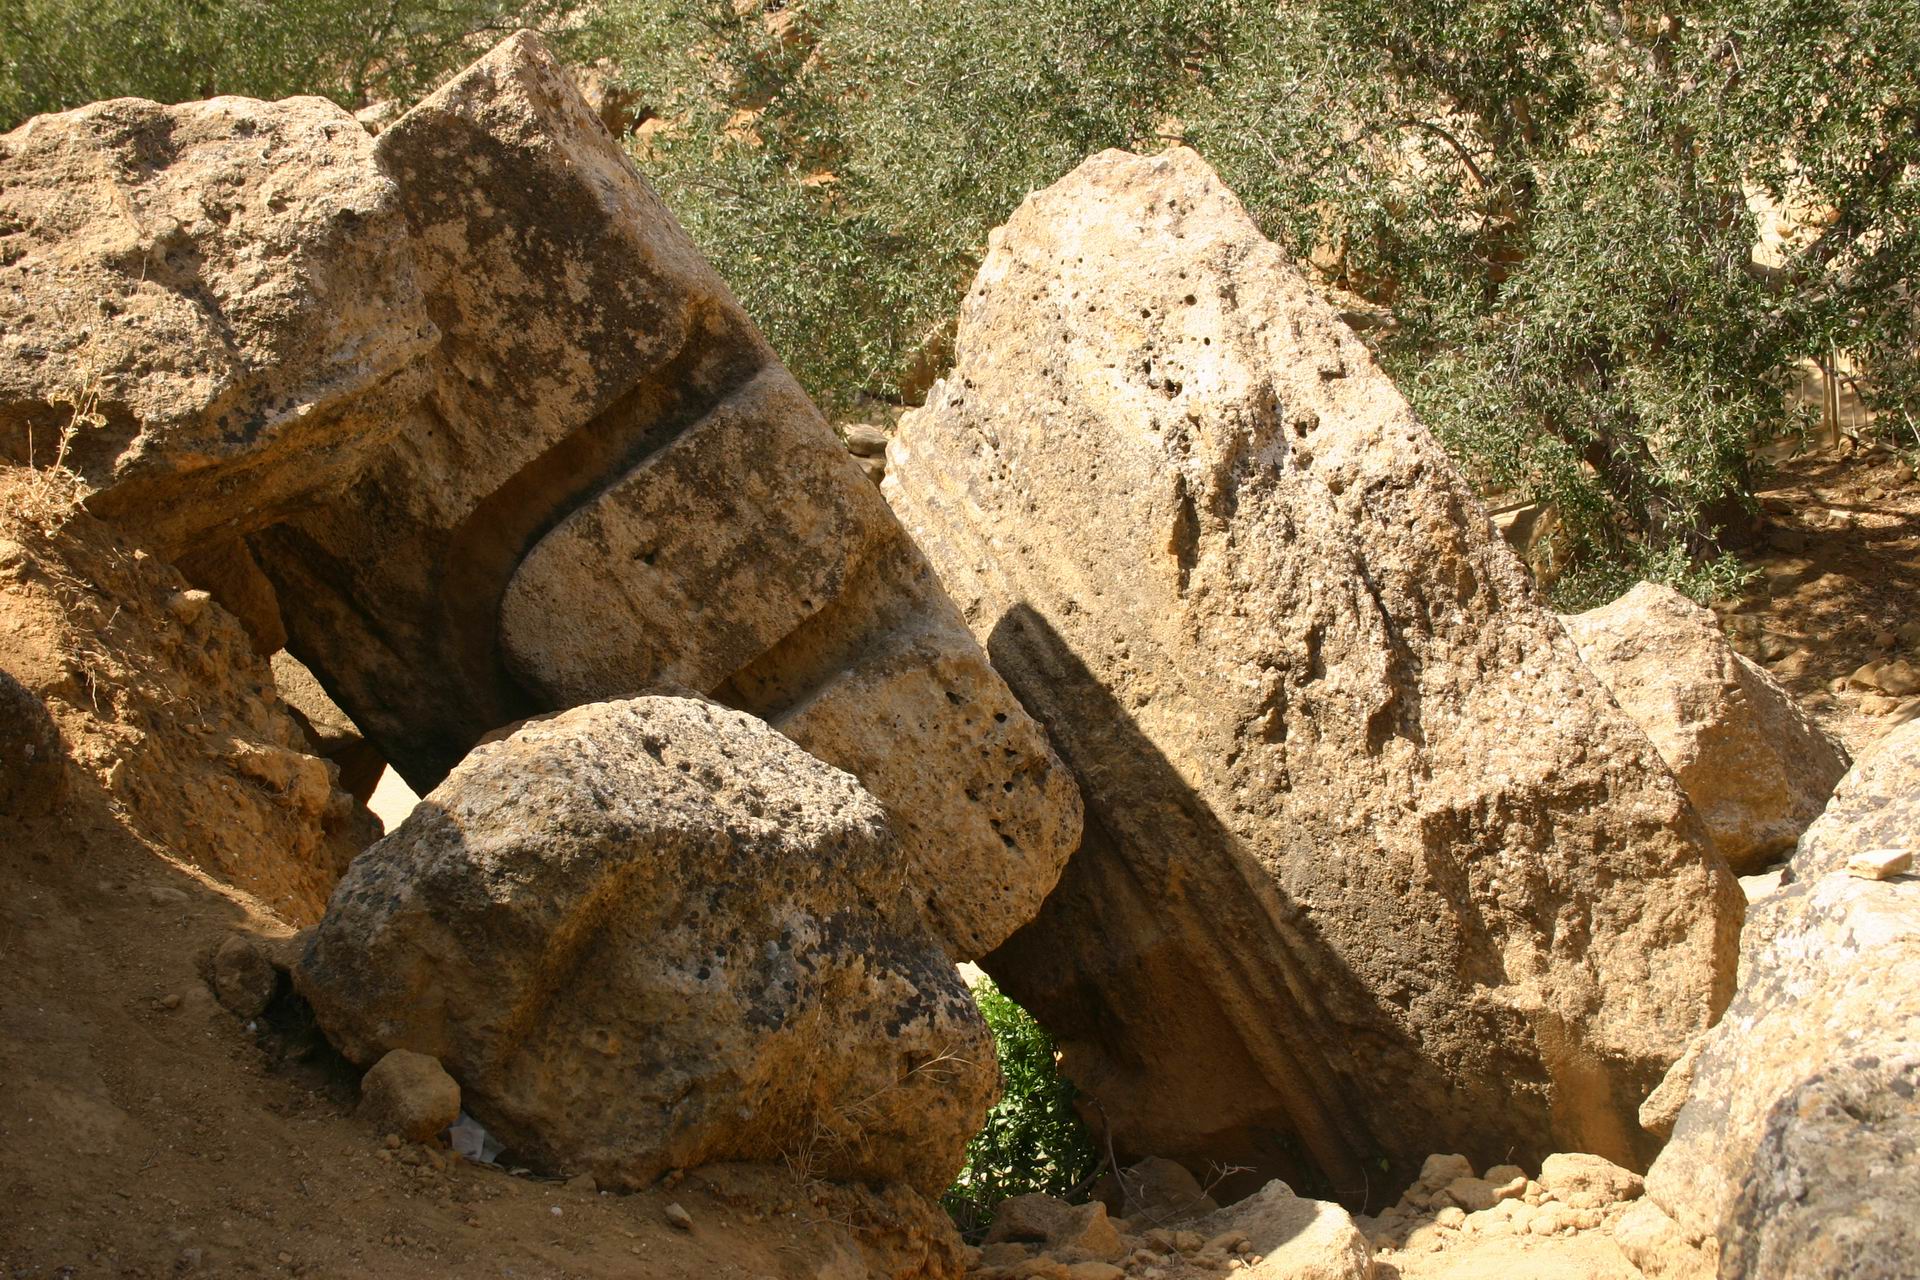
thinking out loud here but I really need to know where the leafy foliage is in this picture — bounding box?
[4,0,1915,602]
[577,0,1916,604]
[943,976,1099,1238]
[0,0,590,125]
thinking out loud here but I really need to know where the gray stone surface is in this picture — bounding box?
[297,696,997,1194]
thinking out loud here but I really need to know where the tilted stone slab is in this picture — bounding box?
[886,146,1741,1199]
[248,33,1078,959]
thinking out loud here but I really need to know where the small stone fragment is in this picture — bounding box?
[1846,848,1913,880]
[1417,1154,1474,1189]
[664,1202,693,1231]
[1880,660,1920,697]
[210,934,281,1018]
[1190,1181,1371,1280]
[842,423,889,457]
[1063,1264,1123,1280]
[166,589,212,625]
[1117,1157,1218,1228]
[1443,1176,1500,1212]
[981,1243,1031,1267]
[357,1049,460,1143]
[1530,1206,1568,1236]
[1538,1153,1643,1209]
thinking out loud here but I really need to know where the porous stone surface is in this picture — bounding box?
[1537,1154,1642,1211]
[0,95,434,558]
[247,31,1077,962]
[1193,1181,1371,1280]
[886,146,1740,1197]
[1640,719,1920,1279]
[296,696,997,1194]
[358,1049,460,1143]
[1562,581,1850,871]
[0,473,372,923]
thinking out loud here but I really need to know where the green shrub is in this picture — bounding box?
[576,0,1917,606]
[944,976,1099,1239]
[0,0,593,126]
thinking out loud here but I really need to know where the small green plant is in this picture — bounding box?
[943,975,1100,1240]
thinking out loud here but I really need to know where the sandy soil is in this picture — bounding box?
[1718,442,1920,756]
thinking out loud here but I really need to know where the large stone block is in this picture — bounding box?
[0,94,434,558]
[885,147,1741,1199]
[1563,582,1850,872]
[249,33,1077,960]
[297,697,998,1194]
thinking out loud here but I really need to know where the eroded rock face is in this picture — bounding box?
[886,147,1741,1199]
[296,696,997,1195]
[248,32,1077,961]
[1638,720,1920,1279]
[1562,582,1850,872]
[0,97,435,559]
[270,652,385,807]
[1194,1181,1372,1280]
[0,472,372,923]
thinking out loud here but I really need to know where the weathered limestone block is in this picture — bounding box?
[1641,720,1920,1279]
[1562,582,1850,872]
[886,147,1741,1198]
[296,696,998,1194]
[249,33,1077,960]
[0,96,435,558]
[358,1049,461,1144]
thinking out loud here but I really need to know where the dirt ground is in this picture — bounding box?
[0,789,932,1280]
[1718,441,1920,757]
